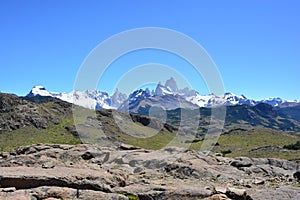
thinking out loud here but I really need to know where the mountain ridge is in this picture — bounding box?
[26,78,300,111]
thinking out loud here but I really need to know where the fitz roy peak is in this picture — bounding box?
[26,78,299,111]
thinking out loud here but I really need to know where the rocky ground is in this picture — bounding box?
[0,143,300,200]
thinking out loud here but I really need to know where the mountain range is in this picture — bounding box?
[1,84,300,161]
[26,77,300,111]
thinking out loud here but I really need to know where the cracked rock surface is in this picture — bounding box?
[0,143,300,199]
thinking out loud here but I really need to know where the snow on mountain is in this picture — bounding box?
[26,86,127,110]
[111,88,128,108]
[154,78,197,97]
[223,93,257,106]
[260,97,300,107]
[118,89,152,111]
[261,97,286,107]
[76,90,112,110]
[185,92,256,108]
[27,86,52,97]
[126,78,257,109]
[185,93,217,107]
[154,83,174,96]
[129,89,152,102]
[165,77,178,92]
[26,78,299,111]
[51,92,73,103]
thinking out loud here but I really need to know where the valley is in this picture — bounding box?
[1,91,300,162]
[1,81,300,199]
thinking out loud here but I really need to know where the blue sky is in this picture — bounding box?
[0,0,299,100]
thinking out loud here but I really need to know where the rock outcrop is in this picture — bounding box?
[0,143,300,199]
[0,93,71,131]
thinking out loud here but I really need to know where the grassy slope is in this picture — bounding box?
[0,98,82,151]
[1,100,300,161]
[0,118,81,152]
[212,128,300,161]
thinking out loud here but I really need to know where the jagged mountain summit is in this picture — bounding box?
[26,78,299,111]
[119,78,299,112]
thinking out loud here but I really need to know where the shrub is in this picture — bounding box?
[221,149,232,155]
[283,141,300,150]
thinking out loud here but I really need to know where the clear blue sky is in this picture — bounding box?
[0,0,299,100]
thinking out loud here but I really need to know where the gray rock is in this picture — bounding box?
[25,147,37,154]
[230,160,252,168]
[226,187,251,200]
[0,143,299,200]
[31,186,77,199]
[78,190,128,200]
[254,178,265,185]
[215,186,228,194]
[293,171,300,182]
[205,194,231,200]
[81,152,95,160]
[133,167,144,174]
[42,161,55,169]
[119,143,141,150]
[0,166,123,192]
[0,152,9,158]
[250,185,300,200]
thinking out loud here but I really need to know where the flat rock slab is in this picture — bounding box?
[0,186,129,200]
[0,143,299,200]
[0,166,123,192]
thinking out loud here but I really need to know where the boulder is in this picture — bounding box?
[230,160,252,168]
[293,171,300,182]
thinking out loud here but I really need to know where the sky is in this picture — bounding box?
[0,0,299,100]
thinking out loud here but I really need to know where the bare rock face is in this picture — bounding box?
[0,93,71,131]
[0,143,299,199]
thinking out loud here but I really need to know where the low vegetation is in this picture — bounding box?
[1,94,300,162]
[0,118,81,152]
[284,141,300,150]
[212,128,300,161]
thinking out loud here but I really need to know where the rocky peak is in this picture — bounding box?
[111,88,127,108]
[165,77,178,92]
[0,93,24,113]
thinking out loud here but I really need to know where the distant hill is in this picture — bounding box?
[0,93,177,151]
[1,92,300,161]
[134,102,300,132]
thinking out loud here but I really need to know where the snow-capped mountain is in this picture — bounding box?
[121,78,258,111]
[261,97,299,107]
[26,86,127,110]
[26,78,299,111]
[223,93,257,106]
[27,86,52,97]
[110,88,128,108]
[118,89,152,111]
[120,78,300,111]
[119,89,198,112]
[153,78,197,97]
